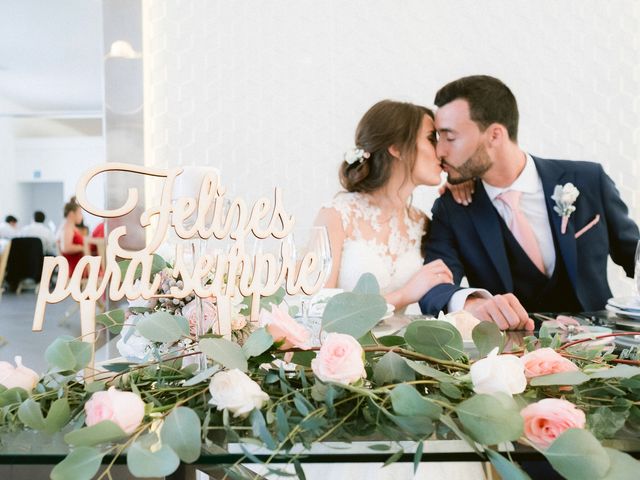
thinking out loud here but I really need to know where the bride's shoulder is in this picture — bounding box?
[322,191,365,213]
[408,205,428,226]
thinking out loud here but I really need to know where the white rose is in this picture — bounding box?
[209,369,269,418]
[560,183,579,203]
[0,356,39,391]
[470,347,526,397]
[116,316,153,361]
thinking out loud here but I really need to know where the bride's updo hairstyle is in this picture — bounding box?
[340,100,434,193]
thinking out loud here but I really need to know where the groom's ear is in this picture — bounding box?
[486,123,508,147]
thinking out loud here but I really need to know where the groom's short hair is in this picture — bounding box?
[434,75,519,142]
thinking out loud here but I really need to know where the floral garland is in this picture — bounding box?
[1,268,639,480]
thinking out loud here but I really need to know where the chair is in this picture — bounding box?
[5,237,44,294]
[0,240,12,301]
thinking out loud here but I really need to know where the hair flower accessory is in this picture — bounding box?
[551,183,579,234]
[344,147,370,165]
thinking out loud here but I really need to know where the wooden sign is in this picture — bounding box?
[33,163,327,374]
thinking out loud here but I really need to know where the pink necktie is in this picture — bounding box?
[497,190,546,274]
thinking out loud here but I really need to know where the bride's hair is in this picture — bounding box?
[340,100,434,193]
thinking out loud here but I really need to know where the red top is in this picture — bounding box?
[62,228,85,275]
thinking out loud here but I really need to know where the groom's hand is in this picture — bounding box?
[464,294,534,331]
[438,180,475,205]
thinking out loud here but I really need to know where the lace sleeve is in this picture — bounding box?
[322,193,359,237]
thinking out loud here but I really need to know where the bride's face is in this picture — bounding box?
[411,115,442,186]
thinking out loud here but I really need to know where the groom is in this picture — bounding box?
[420,75,639,330]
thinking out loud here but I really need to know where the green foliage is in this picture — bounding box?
[472,321,503,357]
[95,309,126,335]
[127,436,180,477]
[322,291,386,339]
[160,407,202,463]
[45,336,92,372]
[50,446,104,480]
[136,311,189,343]
[405,320,465,361]
[200,337,248,372]
[530,371,590,386]
[390,384,441,420]
[373,351,415,385]
[544,428,610,480]
[486,449,531,480]
[64,420,128,446]
[455,393,523,444]
[587,406,629,439]
[242,328,274,358]
[601,448,640,479]
[352,272,380,295]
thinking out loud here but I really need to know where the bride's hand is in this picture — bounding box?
[438,180,475,205]
[400,260,453,305]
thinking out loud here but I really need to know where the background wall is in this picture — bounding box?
[143,0,639,296]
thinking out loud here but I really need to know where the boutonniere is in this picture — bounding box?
[551,183,579,234]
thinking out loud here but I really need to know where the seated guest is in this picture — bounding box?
[57,197,86,275]
[0,215,19,239]
[20,211,57,255]
[420,75,639,330]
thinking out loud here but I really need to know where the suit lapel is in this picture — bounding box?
[533,157,578,290]
[467,182,513,291]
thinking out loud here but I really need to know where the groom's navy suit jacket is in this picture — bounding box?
[419,156,639,314]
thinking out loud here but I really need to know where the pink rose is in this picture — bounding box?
[0,356,39,391]
[181,298,217,335]
[261,305,310,350]
[311,333,366,385]
[521,398,586,449]
[84,386,145,434]
[521,348,579,379]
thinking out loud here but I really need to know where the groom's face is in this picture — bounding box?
[435,99,492,184]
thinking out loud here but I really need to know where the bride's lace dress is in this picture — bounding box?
[326,192,425,299]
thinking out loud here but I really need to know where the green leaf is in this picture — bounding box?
[352,273,380,295]
[472,321,503,357]
[250,409,277,450]
[160,407,201,463]
[439,382,462,399]
[17,398,46,430]
[377,335,406,347]
[404,320,465,361]
[358,331,378,346]
[322,292,387,339]
[373,351,416,385]
[590,365,640,379]
[95,309,126,335]
[242,328,274,358]
[68,340,92,370]
[404,359,456,383]
[127,440,180,477]
[182,365,220,387]
[200,337,248,372]
[64,420,128,446]
[136,311,189,343]
[601,448,640,479]
[390,384,442,420]
[383,449,404,467]
[0,387,28,407]
[291,350,315,367]
[150,253,168,275]
[530,371,590,386]
[44,397,71,434]
[367,443,392,451]
[45,336,77,371]
[85,381,106,393]
[50,446,104,480]
[455,393,523,445]
[486,449,531,480]
[587,406,629,439]
[545,428,610,480]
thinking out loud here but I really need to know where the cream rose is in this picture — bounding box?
[0,356,39,391]
[181,298,218,335]
[209,369,269,418]
[521,398,586,449]
[84,386,146,434]
[311,333,366,385]
[521,348,579,379]
[261,305,311,350]
[470,348,526,397]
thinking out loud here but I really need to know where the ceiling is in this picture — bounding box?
[0,0,104,115]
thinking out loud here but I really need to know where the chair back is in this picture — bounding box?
[0,240,11,300]
[5,237,44,291]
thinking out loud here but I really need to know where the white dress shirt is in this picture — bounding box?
[447,153,556,312]
[20,222,58,255]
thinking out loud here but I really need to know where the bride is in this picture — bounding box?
[315,99,454,312]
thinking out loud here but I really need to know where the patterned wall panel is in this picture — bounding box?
[144,0,639,295]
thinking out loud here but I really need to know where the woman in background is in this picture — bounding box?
[57,197,85,275]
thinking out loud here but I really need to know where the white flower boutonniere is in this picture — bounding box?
[551,183,579,234]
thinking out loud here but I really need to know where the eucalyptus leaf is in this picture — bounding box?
[322,292,386,339]
[601,448,640,479]
[291,351,315,367]
[160,407,202,463]
[44,397,71,434]
[390,384,442,420]
[377,335,406,347]
[373,351,415,385]
[404,359,456,383]
[486,449,531,480]
[136,311,189,343]
[95,309,126,335]
[242,328,274,358]
[17,398,46,430]
[200,337,248,372]
[45,336,77,371]
[455,393,523,444]
[352,273,380,295]
[182,365,220,387]
[405,320,465,361]
[472,321,503,357]
[590,365,640,379]
[0,387,28,407]
[127,440,180,477]
[545,428,610,480]
[50,446,104,480]
[530,371,590,386]
[64,420,128,446]
[587,406,629,439]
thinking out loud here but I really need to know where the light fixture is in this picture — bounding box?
[105,40,142,59]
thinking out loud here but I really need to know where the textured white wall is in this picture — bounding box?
[143,0,639,296]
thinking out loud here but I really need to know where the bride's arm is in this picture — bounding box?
[384,260,453,311]
[314,207,344,289]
